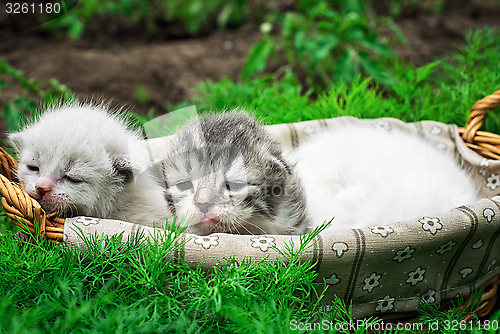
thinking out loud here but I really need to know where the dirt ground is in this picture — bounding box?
[0,0,500,116]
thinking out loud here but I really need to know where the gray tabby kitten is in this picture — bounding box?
[158,112,308,235]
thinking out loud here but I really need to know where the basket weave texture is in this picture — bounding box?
[2,89,500,320]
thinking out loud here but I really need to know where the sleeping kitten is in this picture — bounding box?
[9,103,169,227]
[290,123,481,232]
[157,112,308,235]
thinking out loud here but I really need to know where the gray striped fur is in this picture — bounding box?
[159,112,309,235]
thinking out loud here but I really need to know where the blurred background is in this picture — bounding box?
[1,0,500,140]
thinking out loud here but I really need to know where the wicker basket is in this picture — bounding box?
[2,89,500,321]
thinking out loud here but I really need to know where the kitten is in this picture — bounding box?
[9,103,169,227]
[290,123,481,232]
[157,112,308,235]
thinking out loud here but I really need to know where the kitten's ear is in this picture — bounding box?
[9,133,24,153]
[270,155,292,175]
[112,157,136,183]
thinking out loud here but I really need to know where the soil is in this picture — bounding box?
[0,0,500,116]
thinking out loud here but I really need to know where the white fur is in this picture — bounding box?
[10,103,169,227]
[289,124,481,232]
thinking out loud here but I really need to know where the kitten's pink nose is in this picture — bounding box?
[195,188,214,214]
[35,175,55,199]
[196,202,212,214]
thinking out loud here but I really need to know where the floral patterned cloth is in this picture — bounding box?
[64,117,500,320]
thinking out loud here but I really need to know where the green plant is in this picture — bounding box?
[0,59,76,133]
[416,291,483,334]
[241,0,404,93]
[380,0,446,16]
[160,0,248,34]
[42,0,255,39]
[0,221,332,333]
[135,84,151,106]
[0,217,492,333]
[181,27,500,136]
[42,0,157,39]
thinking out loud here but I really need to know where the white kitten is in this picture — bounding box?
[290,124,481,232]
[9,103,169,227]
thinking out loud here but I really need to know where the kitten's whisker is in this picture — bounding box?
[235,216,268,235]
[224,220,235,234]
[66,201,80,219]
[228,217,246,235]
[231,219,249,235]
[231,216,269,235]
[234,222,250,235]
[65,203,75,218]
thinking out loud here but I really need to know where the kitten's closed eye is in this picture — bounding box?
[225,181,246,191]
[27,165,39,172]
[175,181,193,191]
[64,175,84,184]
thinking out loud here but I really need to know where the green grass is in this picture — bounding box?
[0,222,344,333]
[177,27,500,134]
[0,221,494,333]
